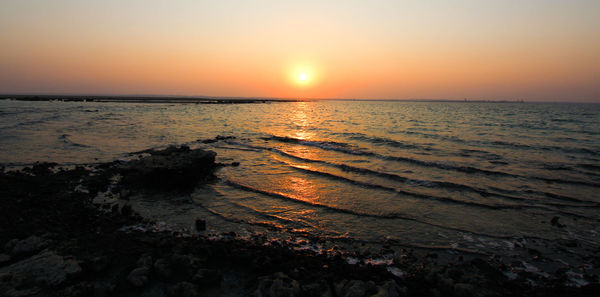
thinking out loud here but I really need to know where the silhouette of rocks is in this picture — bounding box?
[118,145,217,192]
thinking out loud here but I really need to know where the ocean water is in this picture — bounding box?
[1,99,599,258]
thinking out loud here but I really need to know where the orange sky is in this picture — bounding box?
[1,0,599,101]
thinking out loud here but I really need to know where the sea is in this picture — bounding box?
[1,99,599,266]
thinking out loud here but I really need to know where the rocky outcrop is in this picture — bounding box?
[0,250,81,295]
[118,145,217,192]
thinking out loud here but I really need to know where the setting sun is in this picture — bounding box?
[299,73,307,81]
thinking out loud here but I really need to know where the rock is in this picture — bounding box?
[154,258,173,279]
[128,267,150,287]
[192,268,221,285]
[0,250,81,288]
[89,256,109,272]
[118,146,217,192]
[254,272,300,297]
[93,281,116,297]
[4,239,18,253]
[120,188,131,200]
[0,253,11,265]
[137,254,153,268]
[195,219,206,232]
[11,235,47,256]
[558,239,578,247]
[454,283,475,297]
[335,280,366,297]
[121,204,133,216]
[551,216,566,228]
[166,282,199,297]
[372,280,405,297]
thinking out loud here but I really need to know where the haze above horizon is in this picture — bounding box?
[1,0,599,102]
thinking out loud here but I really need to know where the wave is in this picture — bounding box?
[263,135,600,188]
[227,140,600,207]
[224,179,545,239]
[387,130,600,157]
[58,134,91,148]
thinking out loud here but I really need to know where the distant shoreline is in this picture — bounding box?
[0,95,304,104]
[1,94,598,104]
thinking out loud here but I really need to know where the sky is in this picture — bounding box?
[1,0,599,101]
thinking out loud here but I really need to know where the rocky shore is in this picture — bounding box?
[1,145,598,297]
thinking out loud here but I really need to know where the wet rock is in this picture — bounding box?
[128,267,150,287]
[0,250,81,288]
[11,235,47,256]
[551,216,566,228]
[254,272,300,297]
[195,218,206,231]
[166,281,199,297]
[119,145,217,192]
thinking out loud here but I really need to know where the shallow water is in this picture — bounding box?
[1,99,599,257]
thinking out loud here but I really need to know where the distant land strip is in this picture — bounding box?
[0,94,304,104]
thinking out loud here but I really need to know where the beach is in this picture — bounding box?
[0,145,598,297]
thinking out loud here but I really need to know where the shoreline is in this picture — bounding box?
[0,95,304,104]
[1,146,599,296]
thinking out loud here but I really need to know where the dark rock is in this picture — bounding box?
[118,146,217,192]
[89,256,109,272]
[454,283,475,297]
[0,253,11,265]
[4,239,18,253]
[231,162,240,167]
[0,250,81,288]
[166,282,199,297]
[137,254,154,268]
[192,268,221,285]
[120,188,131,200]
[195,219,206,232]
[11,235,47,256]
[335,279,366,297]
[154,258,173,279]
[128,267,150,287]
[551,216,566,228]
[121,205,133,216]
[254,272,300,297]
[373,280,406,297]
[558,239,578,248]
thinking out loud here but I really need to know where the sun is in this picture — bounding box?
[288,64,317,87]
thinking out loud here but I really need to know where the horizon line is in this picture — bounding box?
[0,93,598,104]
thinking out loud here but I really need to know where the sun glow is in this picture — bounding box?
[290,65,316,87]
